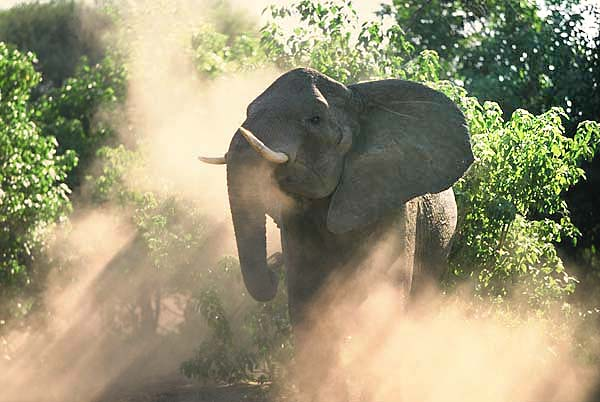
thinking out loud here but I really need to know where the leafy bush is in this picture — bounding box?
[0,0,111,88]
[383,0,600,123]
[83,145,211,335]
[0,2,124,325]
[191,25,266,78]
[87,145,210,277]
[441,83,600,308]
[87,145,293,383]
[261,0,435,83]
[382,0,600,259]
[34,56,127,188]
[0,1,124,188]
[0,43,76,320]
[181,257,292,384]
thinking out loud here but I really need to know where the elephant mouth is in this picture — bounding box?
[276,159,337,199]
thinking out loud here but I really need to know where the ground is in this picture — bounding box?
[94,375,273,402]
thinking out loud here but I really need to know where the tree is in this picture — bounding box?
[0,43,76,320]
[0,0,127,189]
[383,0,599,121]
[34,56,127,188]
[0,0,111,88]
[378,0,490,61]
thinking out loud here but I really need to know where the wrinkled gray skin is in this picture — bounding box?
[220,68,472,398]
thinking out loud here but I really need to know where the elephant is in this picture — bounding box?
[199,67,473,399]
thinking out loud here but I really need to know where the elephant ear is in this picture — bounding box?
[327,79,473,234]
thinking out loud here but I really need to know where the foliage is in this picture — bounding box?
[443,84,600,307]
[181,257,292,384]
[0,0,111,88]
[378,0,487,61]
[261,0,439,83]
[191,25,266,78]
[34,56,127,188]
[0,0,125,328]
[87,145,209,277]
[0,0,126,189]
[383,0,600,256]
[384,0,600,121]
[0,43,76,319]
[88,145,293,383]
[459,1,599,136]
[84,145,212,334]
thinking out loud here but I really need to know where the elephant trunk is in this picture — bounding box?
[226,133,279,302]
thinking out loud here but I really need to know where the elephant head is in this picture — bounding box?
[200,68,473,302]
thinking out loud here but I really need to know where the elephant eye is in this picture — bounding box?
[308,115,321,125]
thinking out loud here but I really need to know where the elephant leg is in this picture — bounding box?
[284,254,347,401]
[412,189,457,298]
[285,236,412,402]
[281,203,418,402]
[291,319,349,402]
[286,252,361,400]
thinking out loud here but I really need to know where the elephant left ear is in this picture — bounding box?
[327,79,473,234]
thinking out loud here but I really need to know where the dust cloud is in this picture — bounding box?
[0,206,233,402]
[0,210,141,402]
[0,1,282,401]
[117,0,278,216]
[289,265,599,402]
[0,0,22,9]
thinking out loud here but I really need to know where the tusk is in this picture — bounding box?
[198,154,227,165]
[239,127,288,164]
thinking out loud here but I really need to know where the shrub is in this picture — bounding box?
[191,25,266,78]
[0,1,124,189]
[34,56,127,188]
[441,81,600,308]
[261,0,435,83]
[87,145,293,383]
[0,43,76,320]
[0,0,111,88]
[181,257,292,384]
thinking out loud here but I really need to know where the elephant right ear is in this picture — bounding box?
[327,79,473,234]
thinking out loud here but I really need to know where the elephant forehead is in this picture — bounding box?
[248,70,326,117]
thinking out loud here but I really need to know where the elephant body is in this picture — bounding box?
[283,188,457,326]
[200,67,472,400]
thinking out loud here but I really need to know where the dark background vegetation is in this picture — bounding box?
[0,0,599,392]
